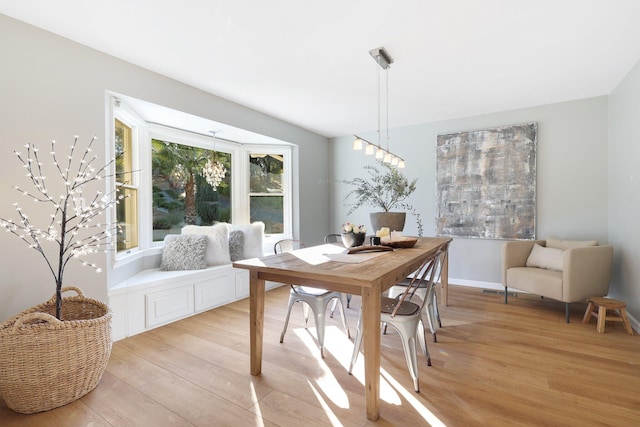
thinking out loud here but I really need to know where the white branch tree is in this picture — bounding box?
[0,136,125,319]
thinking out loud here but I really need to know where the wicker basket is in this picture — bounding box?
[0,286,112,414]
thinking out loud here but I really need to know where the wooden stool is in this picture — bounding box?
[582,297,634,335]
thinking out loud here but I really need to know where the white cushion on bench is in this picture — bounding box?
[182,223,231,266]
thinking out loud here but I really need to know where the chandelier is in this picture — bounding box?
[202,131,226,190]
[353,47,405,168]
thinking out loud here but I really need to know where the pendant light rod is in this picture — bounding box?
[353,47,404,168]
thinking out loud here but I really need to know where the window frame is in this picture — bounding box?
[111,99,145,259]
[245,146,291,246]
[108,96,294,268]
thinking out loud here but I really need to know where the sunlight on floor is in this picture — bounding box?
[290,319,448,426]
[307,380,347,427]
[348,351,402,406]
[381,370,447,427]
[249,381,268,427]
[294,326,350,408]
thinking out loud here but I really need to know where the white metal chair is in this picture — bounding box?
[386,272,443,343]
[323,233,342,244]
[348,247,446,392]
[275,239,350,358]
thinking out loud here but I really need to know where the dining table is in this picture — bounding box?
[232,236,452,421]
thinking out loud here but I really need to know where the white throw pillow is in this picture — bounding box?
[229,222,265,259]
[526,244,564,271]
[182,223,231,266]
[160,234,208,271]
[546,237,598,250]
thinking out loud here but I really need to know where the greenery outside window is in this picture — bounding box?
[249,153,285,234]
[151,139,231,242]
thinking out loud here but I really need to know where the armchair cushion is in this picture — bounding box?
[507,267,563,300]
[526,244,564,271]
[546,238,598,250]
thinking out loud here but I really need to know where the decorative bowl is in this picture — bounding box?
[341,232,366,247]
[381,236,419,248]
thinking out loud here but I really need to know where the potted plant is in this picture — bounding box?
[0,135,122,413]
[343,161,423,236]
[340,221,367,247]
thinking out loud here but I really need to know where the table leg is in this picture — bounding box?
[249,271,265,375]
[441,249,449,306]
[361,285,381,421]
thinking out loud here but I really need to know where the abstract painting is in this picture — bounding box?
[436,122,537,240]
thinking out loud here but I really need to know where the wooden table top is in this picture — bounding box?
[233,236,451,295]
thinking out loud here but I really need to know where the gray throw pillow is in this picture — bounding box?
[182,223,231,266]
[160,234,208,271]
[228,230,245,262]
[229,222,265,259]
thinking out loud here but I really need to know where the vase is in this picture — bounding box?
[341,232,366,247]
[370,212,406,235]
[0,287,112,414]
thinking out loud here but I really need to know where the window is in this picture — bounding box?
[151,138,232,242]
[114,118,139,252]
[249,153,285,234]
[110,95,294,265]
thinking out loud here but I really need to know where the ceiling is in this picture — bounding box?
[2,0,640,138]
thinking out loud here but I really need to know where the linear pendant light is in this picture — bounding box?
[353,47,405,168]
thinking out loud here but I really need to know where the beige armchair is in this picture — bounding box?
[502,238,613,322]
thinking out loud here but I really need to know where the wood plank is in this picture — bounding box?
[2,284,639,426]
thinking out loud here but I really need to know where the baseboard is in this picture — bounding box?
[449,277,640,334]
[448,277,503,291]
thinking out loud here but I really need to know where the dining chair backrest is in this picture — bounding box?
[389,247,445,318]
[324,233,341,244]
[274,239,306,255]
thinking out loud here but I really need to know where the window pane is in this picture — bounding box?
[117,187,138,251]
[114,119,133,184]
[250,154,283,193]
[151,139,231,242]
[250,195,283,234]
[115,118,138,253]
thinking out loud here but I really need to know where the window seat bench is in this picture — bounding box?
[108,264,280,341]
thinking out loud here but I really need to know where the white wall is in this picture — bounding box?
[331,96,609,287]
[0,15,329,320]
[608,60,640,321]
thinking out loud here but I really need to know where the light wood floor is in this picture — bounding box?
[2,284,639,426]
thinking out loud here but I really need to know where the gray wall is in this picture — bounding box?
[608,60,640,321]
[3,11,636,325]
[331,96,610,289]
[0,15,329,320]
